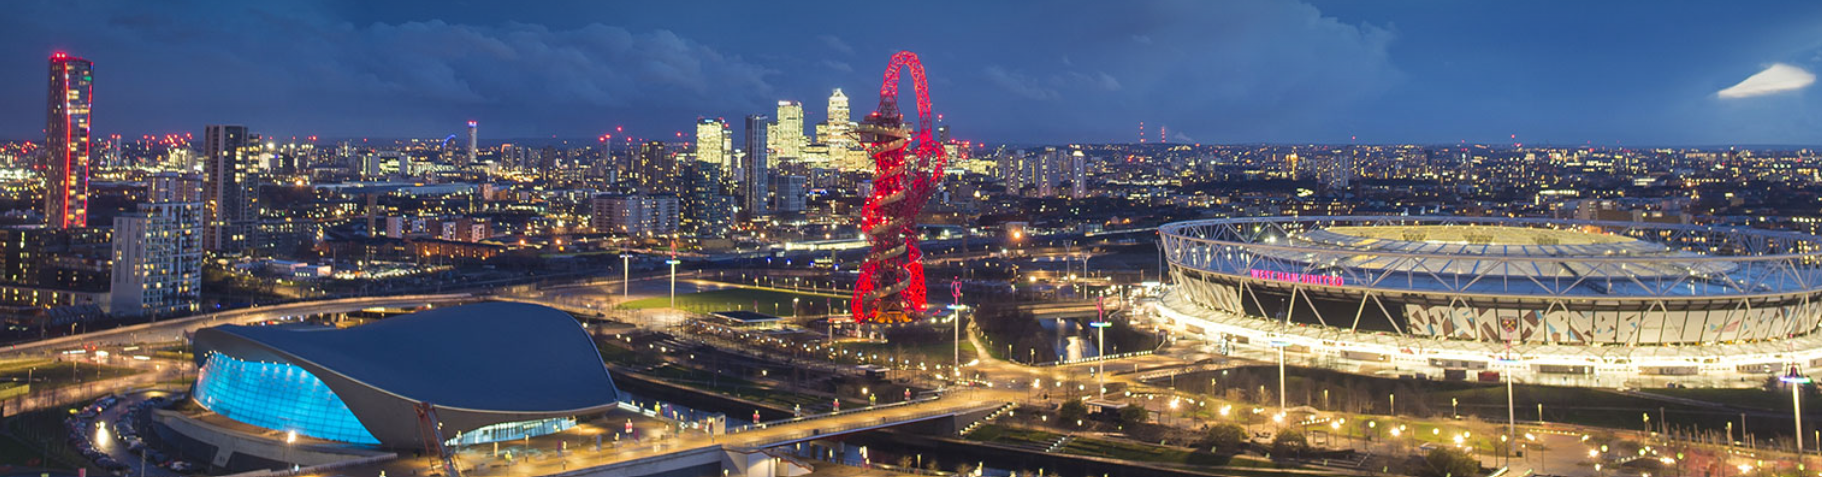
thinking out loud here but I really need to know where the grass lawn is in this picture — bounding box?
[964,423,1062,447]
[1060,436,1229,465]
[1641,387,1793,411]
[619,288,844,315]
[835,340,977,365]
[0,360,141,391]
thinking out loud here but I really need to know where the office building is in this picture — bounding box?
[45,53,93,229]
[111,173,203,317]
[695,118,731,174]
[742,115,771,218]
[772,175,806,214]
[203,125,260,253]
[769,101,804,162]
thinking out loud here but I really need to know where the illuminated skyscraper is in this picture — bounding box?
[465,120,478,168]
[822,88,861,171]
[824,88,850,144]
[769,101,804,162]
[203,125,259,253]
[742,115,771,218]
[694,118,731,172]
[45,53,93,229]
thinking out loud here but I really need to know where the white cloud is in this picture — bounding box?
[816,34,854,55]
[984,66,1060,100]
[1717,63,1815,99]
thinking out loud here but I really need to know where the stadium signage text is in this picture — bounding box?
[1249,269,1345,287]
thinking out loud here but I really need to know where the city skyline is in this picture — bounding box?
[3,1,1822,145]
[4,3,1822,473]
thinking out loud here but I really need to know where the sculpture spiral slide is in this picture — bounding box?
[851,51,947,324]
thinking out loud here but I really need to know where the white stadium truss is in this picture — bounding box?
[1156,216,1822,388]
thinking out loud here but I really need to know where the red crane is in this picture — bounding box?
[852,51,947,324]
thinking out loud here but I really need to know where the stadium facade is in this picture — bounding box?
[1157,216,1822,387]
[190,302,620,448]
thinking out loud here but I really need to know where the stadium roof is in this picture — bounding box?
[198,302,618,413]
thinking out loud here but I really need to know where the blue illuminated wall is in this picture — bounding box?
[194,351,381,445]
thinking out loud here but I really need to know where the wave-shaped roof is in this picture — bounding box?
[197,302,618,413]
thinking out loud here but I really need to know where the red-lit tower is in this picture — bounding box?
[851,51,947,323]
[45,52,93,229]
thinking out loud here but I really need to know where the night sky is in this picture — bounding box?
[3,0,1822,145]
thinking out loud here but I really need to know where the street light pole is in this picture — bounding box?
[1781,365,1810,457]
[1092,297,1110,400]
[667,259,680,310]
[950,280,964,383]
[621,252,631,302]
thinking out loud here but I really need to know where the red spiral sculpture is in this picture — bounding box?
[851,51,947,323]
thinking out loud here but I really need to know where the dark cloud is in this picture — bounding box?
[0,1,780,138]
[4,0,1816,144]
[957,0,1404,142]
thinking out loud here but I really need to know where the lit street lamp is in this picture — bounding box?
[1269,337,1289,414]
[667,257,681,310]
[1781,365,1811,457]
[1091,298,1111,399]
[620,252,632,303]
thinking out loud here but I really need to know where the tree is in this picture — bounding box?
[1271,430,1308,457]
[1419,447,1480,477]
[1058,399,1088,425]
[1119,405,1150,426]
[1205,423,1248,453]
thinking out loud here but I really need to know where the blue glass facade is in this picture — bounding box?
[194,351,381,445]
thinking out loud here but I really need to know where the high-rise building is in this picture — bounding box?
[465,120,478,168]
[202,125,260,253]
[1030,147,1063,197]
[695,118,731,173]
[681,161,735,237]
[821,88,864,172]
[111,173,203,317]
[828,89,849,131]
[742,115,771,218]
[45,53,93,229]
[632,141,680,194]
[591,193,679,237]
[1069,150,1088,199]
[769,101,804,162]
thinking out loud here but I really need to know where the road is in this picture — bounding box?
[0,294,475,359]
[311,398,1003,477]
[77,390,184,477]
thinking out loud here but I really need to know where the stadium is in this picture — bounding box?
[1155,216,1822,388]
[189,302,621,449]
